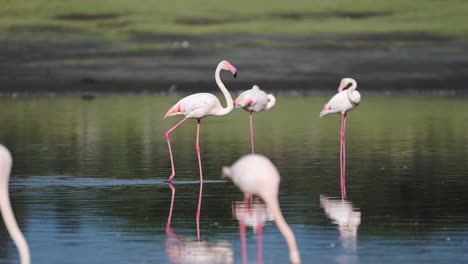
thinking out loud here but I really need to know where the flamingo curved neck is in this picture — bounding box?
[214,67,234,116]
[0,172,31,264]
[346,80,359,104]
[265,195,301,264]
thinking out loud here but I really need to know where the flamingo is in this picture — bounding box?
[0,145,30,264]
[222,154,301,264]
[234,85,276,153]
[164,60,237,182]
[319,78,361,199]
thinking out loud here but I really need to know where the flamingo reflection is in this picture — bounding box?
[166,183,233,264]
[319,195,361,253]
[232,199,274,264]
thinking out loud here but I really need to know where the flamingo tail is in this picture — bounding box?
[164,103,182,119]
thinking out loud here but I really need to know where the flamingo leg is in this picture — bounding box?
[196,119,203,182]
[240,196,249,264]
[250,111,255,154]
[165,117,190,182]
[340,113,347,200]
[166,183,176,232]
[256,202,263,264]
[196,181,203,241]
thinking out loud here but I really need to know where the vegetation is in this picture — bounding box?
[1,0,467,41]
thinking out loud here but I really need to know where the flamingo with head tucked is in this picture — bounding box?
[0,145,30,264]
[164,60,237,182]
[320,78,361,198]
[234,85,276,153]
[222,154,301,264]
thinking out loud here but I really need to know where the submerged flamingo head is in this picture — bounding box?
[220,60,237,78]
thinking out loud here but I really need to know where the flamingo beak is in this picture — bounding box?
[228,65,237,78]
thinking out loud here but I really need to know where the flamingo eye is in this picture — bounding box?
[328,105,332,110]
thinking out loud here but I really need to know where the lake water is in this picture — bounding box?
[0,95,467,264]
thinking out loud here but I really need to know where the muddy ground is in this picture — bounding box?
[0,33,467,95]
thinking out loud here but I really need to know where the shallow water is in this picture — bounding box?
[0,95,467,264]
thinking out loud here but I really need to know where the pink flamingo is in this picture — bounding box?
[234,85,276,153]
[319,78,361,199]
[0,145,31,264]
[164,60,237,182]
[223,154,301,264]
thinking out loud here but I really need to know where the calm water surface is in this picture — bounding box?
[0,95,467,264]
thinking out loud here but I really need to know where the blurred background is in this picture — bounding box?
[1,0,467,94]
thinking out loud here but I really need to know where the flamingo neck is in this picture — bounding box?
[214,67,233,116]
[0,167,31,264]
[266,94,276,110]
[265,195,301,264]
[347,79,359,105]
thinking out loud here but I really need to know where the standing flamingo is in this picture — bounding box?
[234,85,276,153]
[319,78,361,199]
[222,154,301,264]
[164,60,237,182]
[0,145,30,264]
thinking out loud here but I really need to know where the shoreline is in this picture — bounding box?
[1,33,467,96]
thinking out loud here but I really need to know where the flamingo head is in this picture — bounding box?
[337,77,357,92]
[220,60,237,78]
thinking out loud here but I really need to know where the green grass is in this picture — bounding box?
[1,0,467,41]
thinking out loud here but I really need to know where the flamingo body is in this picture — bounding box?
[319,89,360,118]
[223,155,280,198]
[223,154,301,264]
[165,93,228,119]
[234,85,276,113]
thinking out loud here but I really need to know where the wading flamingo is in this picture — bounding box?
[319,78,361,199]
[222,154,301,264]
[234,85,276,153]
[164,60,237,182]
[0,145,30,264]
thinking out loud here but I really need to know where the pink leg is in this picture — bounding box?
[196,181,203,241]
[340,113,347,199]
[166,183,176,232]
[250,112,255,154]
[240,196,249,264]
[165,117,190,182]
[196,119,203,182]
[256,202,263,264]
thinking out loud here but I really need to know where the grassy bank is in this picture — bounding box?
[1,0,467,41]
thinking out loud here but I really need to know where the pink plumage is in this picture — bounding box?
[164,60,237,182]
[234,85,276,154]
[320,78,361,199]
[223,154,301,264]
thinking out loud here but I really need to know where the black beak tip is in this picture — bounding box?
[233,72,237,78]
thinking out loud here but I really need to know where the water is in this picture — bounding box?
[0,95,467,263]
